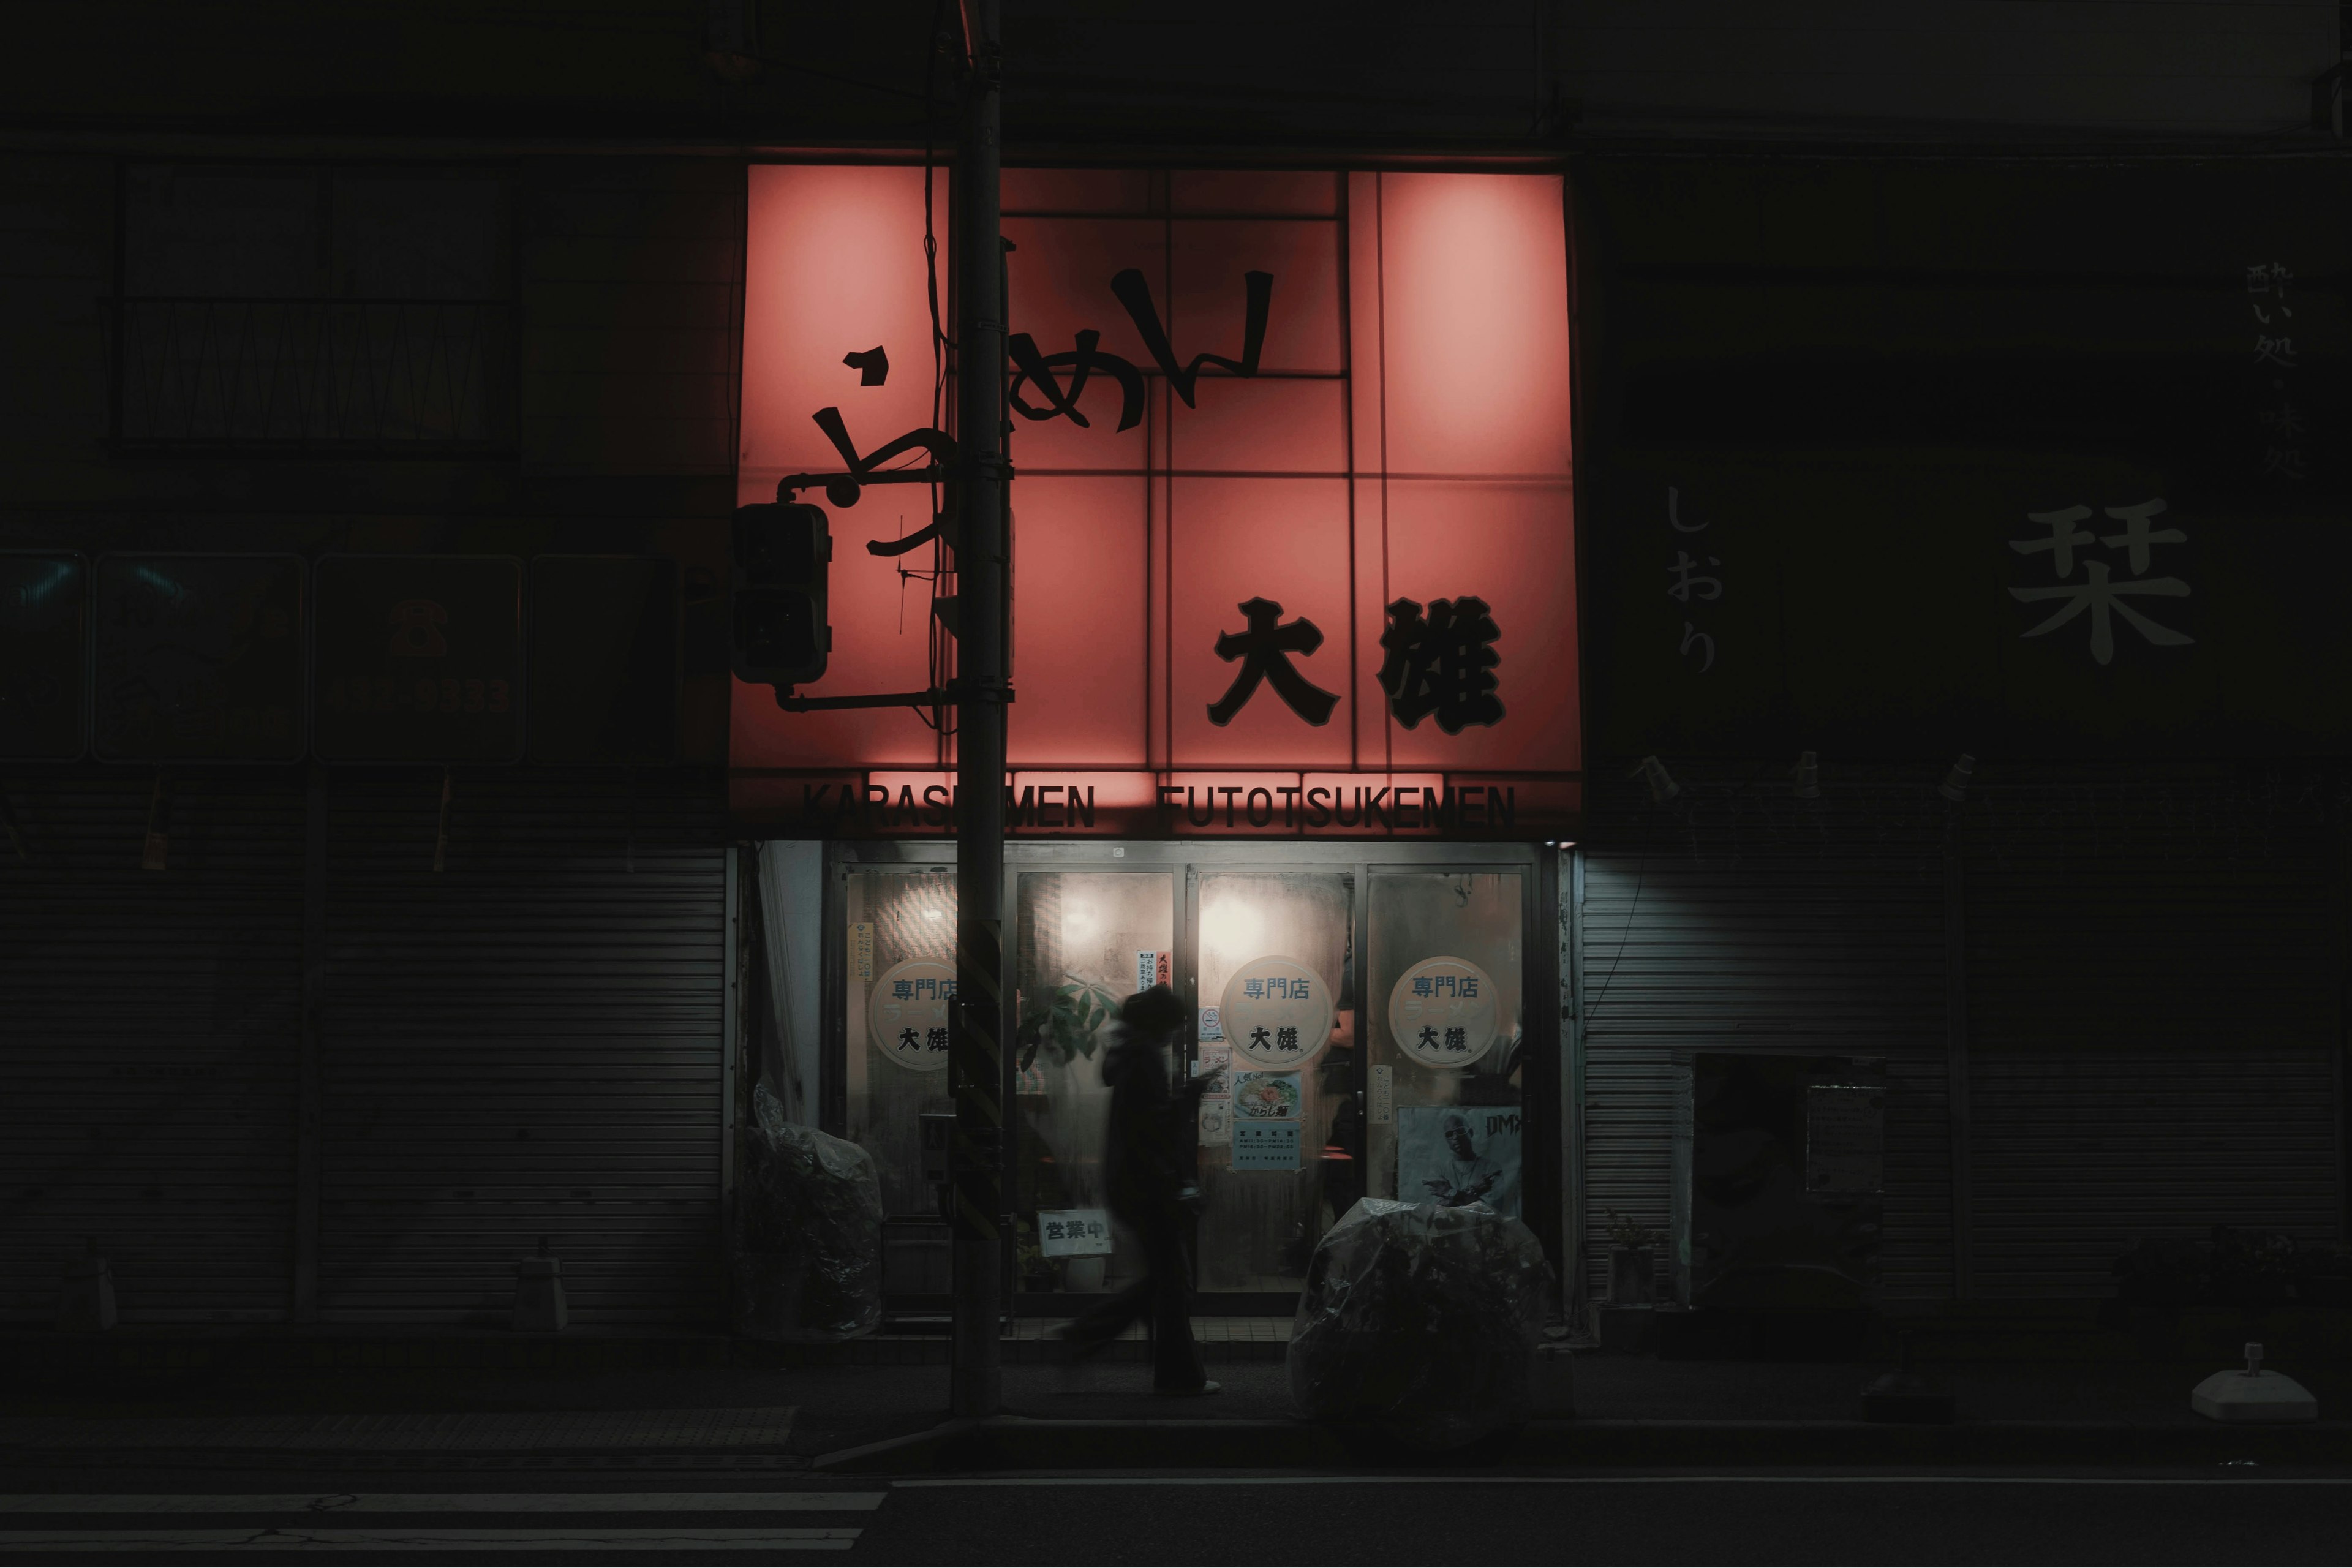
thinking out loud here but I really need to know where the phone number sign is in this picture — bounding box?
[313,556,523,763]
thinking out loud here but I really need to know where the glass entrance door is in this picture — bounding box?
[841,865,957,1219]
[1010,867,1175,1298]
[827,840,1539,1313]
[1189,869,1357,1293]
[1366,871,1528,1213]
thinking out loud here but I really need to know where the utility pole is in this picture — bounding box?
[949,0,1007,1422]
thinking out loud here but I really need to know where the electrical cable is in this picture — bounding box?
[1581,815,1646,1021]
[914,0,959,738]
[1585,755,1794,1015]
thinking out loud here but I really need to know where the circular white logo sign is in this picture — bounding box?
[1388,957,1501,1069]
[869,958,956,1071]
[1220,956,1333,1067]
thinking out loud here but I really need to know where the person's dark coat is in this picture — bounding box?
[1099,1022,1206,1220]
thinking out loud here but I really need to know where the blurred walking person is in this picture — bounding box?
[1058,984,1219,1395]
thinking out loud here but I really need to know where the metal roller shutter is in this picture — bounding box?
[1964,771,2342,1297]
[1579,769,1954,1303]
[0,771,303,1323]
[1969,1050,2338,1297]
[320,767,726,1325]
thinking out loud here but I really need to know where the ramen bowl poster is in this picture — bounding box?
[1229,1072,1302,1121]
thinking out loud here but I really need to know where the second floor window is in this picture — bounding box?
[115,164,513,450]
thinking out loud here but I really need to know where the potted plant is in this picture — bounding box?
[1605,1208,1661,1306]
[1016,976,1122,1074]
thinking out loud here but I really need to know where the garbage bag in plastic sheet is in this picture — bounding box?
[731,1083,884,1341]
[1287,1198,1551,1450]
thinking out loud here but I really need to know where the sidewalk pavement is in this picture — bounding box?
[6,1325,2351,1474]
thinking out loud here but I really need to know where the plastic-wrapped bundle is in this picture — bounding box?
[731,1083,883,1341]
[1287,1198,1551,1450]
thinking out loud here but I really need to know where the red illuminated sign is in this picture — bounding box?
[734,167,1578,835]
[760,770,1558,840]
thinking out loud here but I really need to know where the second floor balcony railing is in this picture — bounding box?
[109,296,514,452]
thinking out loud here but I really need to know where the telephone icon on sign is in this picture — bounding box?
[389,600,449,658]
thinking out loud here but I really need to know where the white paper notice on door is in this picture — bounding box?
[1370,1063,1394,1126]
[1194,1044,1232,1100]
[1231,1118,1300,1170]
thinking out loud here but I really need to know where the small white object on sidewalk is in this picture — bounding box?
[2192,1341,2317,1423]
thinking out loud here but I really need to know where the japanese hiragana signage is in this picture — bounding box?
[1664,486,1721,677]
[1578,158,2351,762]
[1221,957,1333,1067]
[2246,262,2305,485]
[1388,957,1502,1069]
[732,165,1579,835]
[868,957,956,1071]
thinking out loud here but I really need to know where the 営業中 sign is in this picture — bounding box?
[1038,1208,1112,1257]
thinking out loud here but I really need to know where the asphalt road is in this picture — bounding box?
[5,1471,2352,1565]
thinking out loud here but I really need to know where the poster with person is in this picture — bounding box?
[1397,1106,1523,1219]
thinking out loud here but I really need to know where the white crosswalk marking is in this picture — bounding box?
[0,1493,886,1514]
[0,1494,886,1554]
[0,1528,858,1551]
[894,1485,2352,1495]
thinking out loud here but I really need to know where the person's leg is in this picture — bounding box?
[1141,1212,1207,1391]
[1063,1274,1150,1351]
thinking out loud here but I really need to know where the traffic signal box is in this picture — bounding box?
[730,502,831,688]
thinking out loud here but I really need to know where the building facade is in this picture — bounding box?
[3,1,2346,1329]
